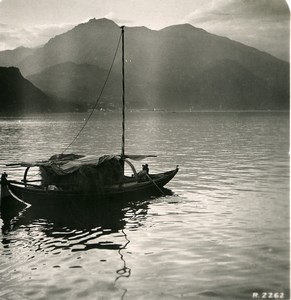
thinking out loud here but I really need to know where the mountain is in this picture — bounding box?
[0,18,289,111]
[27,62,122,109]
[18,19,121,76]
[0,67,85,114]
[0,46,37,68]
[0,66,54,114]
[185,59,288,110]
[27,61,152,109]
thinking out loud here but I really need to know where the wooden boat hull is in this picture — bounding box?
[1,168,178,207]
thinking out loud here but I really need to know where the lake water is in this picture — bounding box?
[0,111,289,300]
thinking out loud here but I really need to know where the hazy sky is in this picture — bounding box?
[0,0,289,61]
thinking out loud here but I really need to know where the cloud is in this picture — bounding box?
[184,0,289,25]
[183,0,289,61]
[78,13,133,27]
[0,22,75,51]
[30,23,75,39]
[103,11,134,26]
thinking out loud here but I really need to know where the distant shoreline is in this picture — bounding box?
[0,109,289,119]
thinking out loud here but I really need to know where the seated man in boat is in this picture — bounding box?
[137,164,149,182]
[143,164,149,174]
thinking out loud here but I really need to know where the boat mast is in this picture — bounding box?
[121,26,125,158]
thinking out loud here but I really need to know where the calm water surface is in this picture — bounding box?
[0,112,289,300]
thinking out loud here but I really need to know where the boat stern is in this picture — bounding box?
[1,173,9,198]
[0,173,11,208]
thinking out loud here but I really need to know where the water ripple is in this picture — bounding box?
[0,112,289,300]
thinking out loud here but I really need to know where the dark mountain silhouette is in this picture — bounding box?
[0,18,289,111]
[0,67,85,114]
[0,66,54,114]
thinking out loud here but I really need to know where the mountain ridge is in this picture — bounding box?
[0,18,289,111]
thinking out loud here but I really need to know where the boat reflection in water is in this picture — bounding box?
[1,192,168,242]
[0,189,173,297]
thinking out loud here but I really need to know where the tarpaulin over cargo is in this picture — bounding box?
[36,154,125,190]
[46,154,120,175]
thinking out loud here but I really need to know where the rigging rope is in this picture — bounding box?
[62,31,122,154]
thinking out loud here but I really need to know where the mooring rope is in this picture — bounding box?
[62,31,122,154]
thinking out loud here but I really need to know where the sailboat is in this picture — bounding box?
[0,26,178,207]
